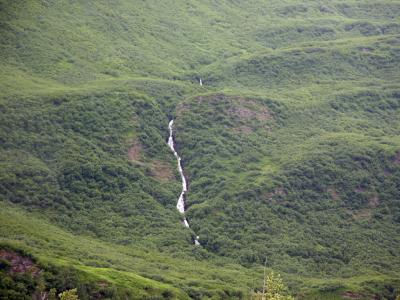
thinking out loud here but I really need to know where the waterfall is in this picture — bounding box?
[167,120,200,246]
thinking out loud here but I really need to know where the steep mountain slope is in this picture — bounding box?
[0,0,399,299]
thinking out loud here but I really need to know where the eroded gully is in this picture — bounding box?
[167,120,200,246]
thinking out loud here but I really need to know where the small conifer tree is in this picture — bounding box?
[252,270,293,300]
[264,272,294,300]
[59,288,79,300]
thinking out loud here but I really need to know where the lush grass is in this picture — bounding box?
[0,0,399,299]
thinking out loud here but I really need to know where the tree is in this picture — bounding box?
[265,272,293,300]
[59,288,79,300]
[48,288,57,300]
[252,271,293,300]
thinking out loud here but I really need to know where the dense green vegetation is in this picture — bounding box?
[0,0,399,299]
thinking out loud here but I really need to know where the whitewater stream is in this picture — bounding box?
[167,120,200,245]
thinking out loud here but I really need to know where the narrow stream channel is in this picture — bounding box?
[167,120,200,246]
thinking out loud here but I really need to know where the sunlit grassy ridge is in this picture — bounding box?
[0,0,399,299]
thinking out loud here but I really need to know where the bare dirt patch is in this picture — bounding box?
[186,94,274,135]
[228,97,272,122]
[0,249,41,277]
[150,160,175,182]
[193,94,272,122]
[274,187,286,196]
[342,291,366,299]
[352,209,372,221]
[128,140,143,161]
[393,151,400,165]
[229,105,271,122]
[176,103,190,115]
[327,188,340,201]
[127,139,174,182]
[342,291,378,300]
[263,187,287,202]
[368,195,380,208]
[232,125,254,134]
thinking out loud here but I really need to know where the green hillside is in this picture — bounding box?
[0,0,399,299]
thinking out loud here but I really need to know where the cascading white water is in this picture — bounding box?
[167,120,200,246]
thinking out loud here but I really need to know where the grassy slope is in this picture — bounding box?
[0,0,399,299]
[0,201,258,299]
